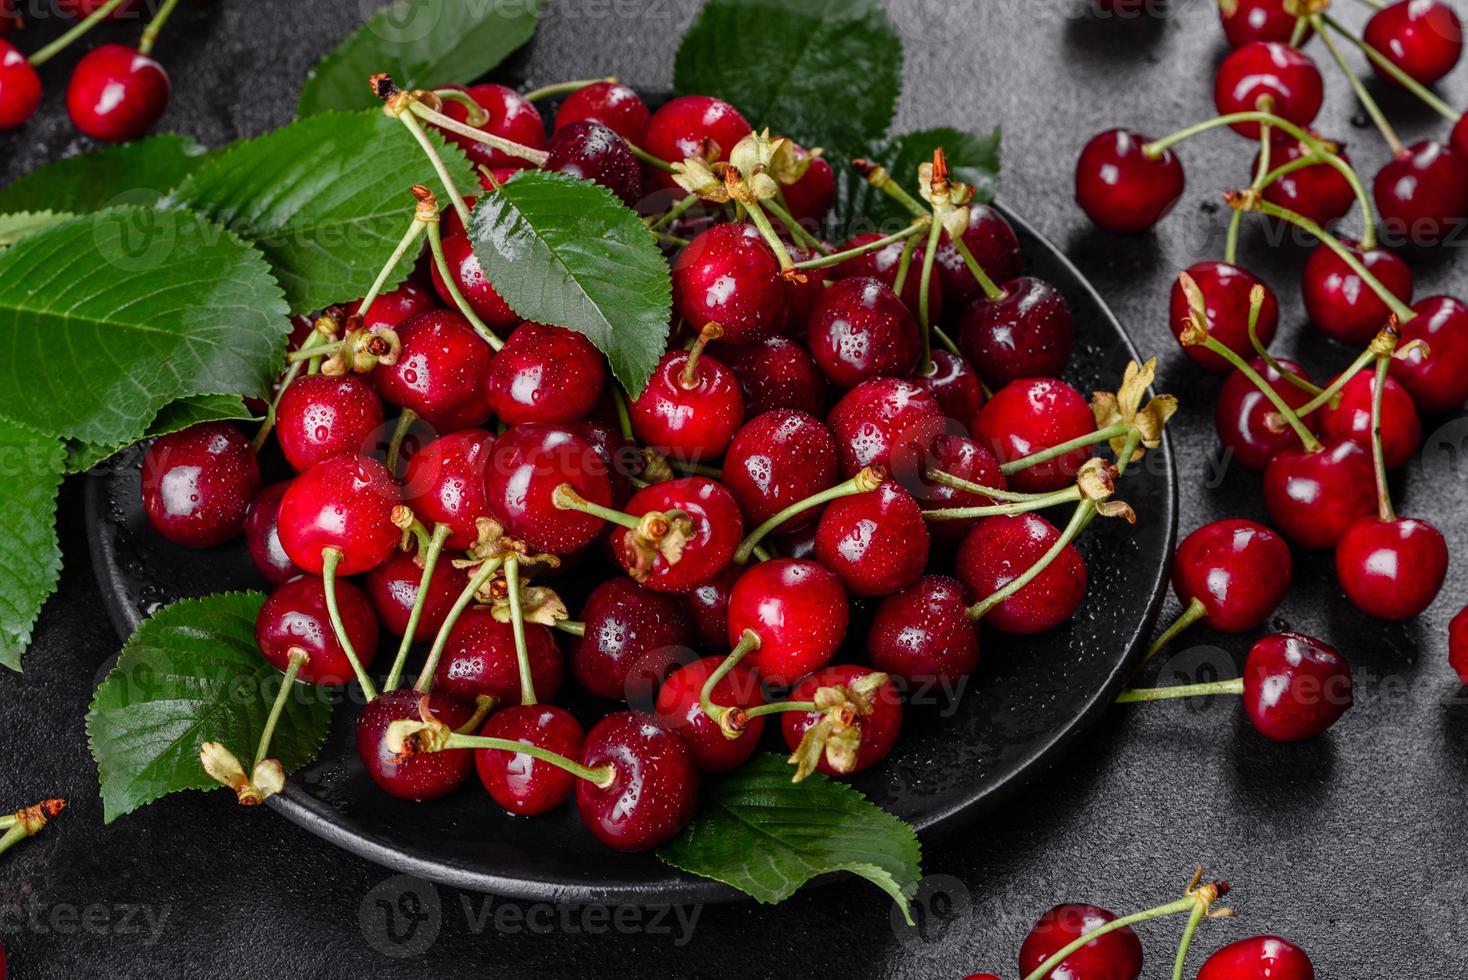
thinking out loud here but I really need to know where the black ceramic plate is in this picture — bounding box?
[86,204,1177,905]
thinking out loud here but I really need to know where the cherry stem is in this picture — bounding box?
[320,548,380,701]
[916,217,943,377]
[951,235,1007,303]
[1019,895,1199,980]
[383,523,452,692]
[1312,16,1406,156]
[923,485,1080,521]
[1171,901,1210,980]
[385,409,417,474]
[792,219,928,270]
[252,330,328,452]
[892,232,918,297]
[254,648,306,768]
[1321,13,1459,120]
[138,0,183,55]
[552,484,642,530]
[740,700,818,721]
[763,198,828,254]
[456,695,496,735]
[733,466,885,564]
[932,323,964,358]
[680,323,723,388]
[610,386,634,441]
[1248,287,1324,397]
[359,208,431,319]
[430,89,489,126]
[413,558,503,694]
[625,140,675,173]
[698,629,761,729]
[424,220,505,350]
[1225,122,1272,265]
[1139,596,1208,668]
[0,800,64,860]
[408,100,550,167]
[652,230,692,248]
[854,160,929,218]
[648,193,700,231]
[924,468,1074,502]
[439,732,615,788]
[555,619,585,637]
[522,76,616,102]
[1116,677,1245,702]
[395,111,475,227]
[1000,422,1130,475]
[504,555,538,707]
[1370,353,1395,521]
[1197,333,1322,451]
[1292,343,1378,417]
[1287,12,1311,47]
[742,199,797,274]
[28,0,131,65]
[967,498,1092,623]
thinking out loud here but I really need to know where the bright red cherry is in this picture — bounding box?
[486,321,605,426]
[1173,519,1291,632]
[1219,0,1311,46]
[814,480,929,597]
[642,94,751,189]
[827,377,947,479]
[914,350,983,424]
[1215,357,1318,470]
[141,422,261,548]
[0,40,40,131]
[576,711,699,851]
[972,377,1094,494]
[363,549,467,641]
[672,223,787,343]
[1214,42,1324,139]
[256,575,379,686]
[902,434,1008,545]
[353,280,436,332]
[277,453,401,575]
[554,80,649,144]
[1319,371,1421,468]
[1301,239,1412,345]
[613,477,743,593]
[245,482,303,585]
[656,655,765,772]
[781,665,902,776]
[275,374,383,473]
[630,334,744,461]
[727,558,849,685]
[1390,294,1468,413]
[1364,0,1462,85]
[1018,904,1143,980]
[1170,261,1279,371]
[1198,934,1315,980]
[401,428,495,549]
[428,232,521,332]
[808,277,920,389]
[66,44,170,142]
[934,203,1024,311]
[957,277,1075,390]
[1257,135,1355,227]
[436,83,545,170]
[1335,516,1447,620]
[433,606,563,705]
[683,564,740,651]
[1263,441,1377,549]
[1243,632,1352,740]
[1074,129,1185,233]
[573,577,695,701]
[357,689,474,801]
[486,423,612,554]
[868,575,979,685]
[1373,141,1468,245]
[374,310,494,432]
[722,409,838,530]
[544,120,642,206]
[475,704,584,816]
[728,335,830,417]
[957,514,1088,634]
[831,233,942,321]
[1449,605,1468,685]
[779,142,836,225]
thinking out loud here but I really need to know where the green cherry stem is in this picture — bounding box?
[891,231,918,297]
[382,523,452,692]
[923,468,1074,502]
[28,0,132,66]
[951,235,1007,302]
[428,731,614,787]
[522,76,616,102]
[413,558,503,694]
[138,0,184,55]
[1019,895,1200,980]
[1321,13,1460,120]
[425,220,505,350]
[320,548,379,700]
[741,198,798,274]
[852,159,928,218]
[254,648,307,767]
[1189,308,1321,452]
[394,110,475,227]
[1225,122,1272,266]
[1115,677,1245,702]
[626,140,675,173]
[408,100,550,167]
[916,216,943,377]
[1311,15,1406,156]
[763,198,828,254]
[385,409,417,473]
[1370,353,1395,521]
[552,484,642,530]
[1136,596,1208,671]
[359,200,433,318]
[932,323,963,358]
[1291,343,1379,418]
[1172,900,1210,980]
[504,555,538,707]
[648,192,700,231]
[652,230,692,248]
[1248,289,1324,397]
[431,88,489,125]
[554,619,585,637]
[733,466,885,564]
[698,629,761,731]
[923,486,1080,521]
[967,498,1093,622]
[1000,422,1131,476]
[0,800,64,861]
[610,386,634,442]
[1287,11,1311,47]
[793,219,929,270]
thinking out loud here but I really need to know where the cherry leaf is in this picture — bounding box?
[64,395,255,475]
[0,135,210,214]
[0,420,64,671]
[0,211,76,249]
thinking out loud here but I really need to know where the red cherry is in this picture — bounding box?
[1453,112,1468,159]
[868,575,980,685]
[957,515,1087,634]
[1301,239,1412,345]
[576,711,699,851]
[401,428,495,550]
[672,224,787,343]
[683,564,741,651]
[630,339,744,461]
[972,377,1094,494]
[779,143,835,224]
[486,321,606,426]
[1242,631,1352,740]
[914,351,983,426]
[902,434,1008,545]
[814,480,929,597]
[256,575,379,686]
[353,281,437,332]
[1364,0,1462,85]
[727,558,849,685]
[613,477,743,593]
[1263,441,1378,548]
[1214,357,1318,470]
[1170,261,1279,371]
[1219,0,1311,46]
[245,482,303,585]
[554,81,649,144]
[1257,135,1354,227]
[474,704,584,816]
[356,689,474,801]
[722,409,838,530]
[1018,904,1143,980]
[1373,141,1468,245]
[141,422,261,548]
[0,0,15,37]
[66,45,170,142]
[363,549,467,641]
[728,335,829,416]
[275,374,384,473]
[1449,605,1468,685]
[934,204,1024,311]
[57,0,141,18]
[433,605,563,705]
[573,577,695,701]
[831,233,943,321]
[1214,42,1324,138]
[277,453,400,575]
[374,310,494,432]
[827,377,947,478]
[569,416,637,507]
[544,120,642,206]
[1319,371,1421,468]
[808,277,920,389]
[957,277,1075,390]
[428,232,521,332]
[780,665,902,776]
[1390,294,1468,413]
[642,95,751,190]
[486,423,612,554]
[1074,129,1185,233]
[0,40,40,131]
[656,655,765,772]
[1198,934,1315,980]
[1173,519,1291,632]
[1335,516,1447,620]
[436,83,545,170]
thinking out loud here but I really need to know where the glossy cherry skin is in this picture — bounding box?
[1335,516,1447,620]
[914,350,983,424]
[831,233,942,321]
[672,223,787,343]
[780,143,836,224]
[827,377,947,479]
[67,45,170,142]
[363,549,467,642]
[728,558,849,685]
[576,711,699,851]
[781,665,902,776]
[1243,632,1352,740]
[642,94,751,190]
[1390,294,1468,413]
[486,320,606,426]
[1214,42,1324,139]
[428,232,521,332]
[958,277,1075,390]
[814,481,929,597]
[656,655,765,772]
[630,344,744,461]
[1319,371,1421,469]
[277,453,400,575]
[1449,605,1468,685]
[1220,0,1311,46]
[868,575,979,685]
[57,0,141,18]
[1364,0,1463,85]
[574,577,695,701]
[1170,261,1279,371]
[1373,141,1468,244]
[1301,239,1413,345]
[1258,135,1354,227]
[544,120,642,206]
[729,335,829,417]
[1215,357,1318,471]
[245,482,303,585]
[437,83,545,170]
[0,41,40,131]
[554,80,649,144]
[356,689,475,801]
[485,423,612,555]
[570,416,637,508]
[808,277,921,389]
[904,434,1008,545]
[141,423,261,548]
[934,203,1024,312]
[722,409,838,531]
[972,378,1094,493]
[474,704,583,816]
[256,575,379,685]
[1074,129,1185,233]
[401,429,495,549]
[1263,441,1377,549]
[354,281,437,332]
[957,515,1088,634]
[1019,904,1143,980]
[1198,935,1315,980]
[275,374,384,473]
[614,478,743,593]
[433,605,564,705]
[1453,112,1468,160]
[683,564,741,650]
[374,310,494,432]
[1173,519,1291,632]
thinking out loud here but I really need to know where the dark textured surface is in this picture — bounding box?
[1,0,1466,977]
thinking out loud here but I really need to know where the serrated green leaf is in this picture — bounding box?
[673,0,902,151]
[468,170,671,396]
[65,394,256,474]
[86,592,333,823]
[0,211,77,248]
[169,111,475,314]
[837,127,1002,234]
[657,754,922,920]
[0,135,210,215]
[0,208,288,447]
[0,420,64,671]
[298,0,539,116]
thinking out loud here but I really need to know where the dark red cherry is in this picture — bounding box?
[1373,141,1468,245]
[1449,605,1468,685]
[779,142,836,224]
[814,480,929,597]
[672,223,787,343]
[1173,519,1291,632]
[486,320,606,426]
[0,0,15,36]
[357,689,474,801]
[656,655,765,772]
[67,44,169,142]
[902,434,1008,545]
[1215,357,1318,470]
[1170,261,1279,371]
[1198,935,1315,980]
[354,280,437,332]
[684,564,740,651]
[1243,632,1352,740]
[1257,135,1355,227]
[436,83,545,170]
[574,577,695,701]
[957,515,1088,634]
[958,277,1075,390]
[1453,112,1468,160]
[141,423,261,548]
[1391,294,1468,413]
[0,40,41,131]
[1319,371,1421,468]
[913,350,982,424]
[554,80,649,144]
[576,711,699,851]
[1301,239,1412,345]
[722,409,838,530]
[808,276,921,389]
[277,453,401,575]
[630,340,744,462]
[544,120,642,206]
[613,477,743,593]
[402,428,495,549]
[868,575,979,685]
[256,575,379,686]
[780,665,902,776]
[1018,904,1143,980]
[1262,441,1376,549]
[364,549,467,641]
[434,605,564,705]
[642,94,751,189]
[972,377,1094,494]
[1364,0,1462,85]
[727,558,849,685]
[428,232,521,332]
[831,233,943,321]
[1335,516,1447,620]
[781,245,826,332]
[1214,42,1324,138]
[569,416,637,508]
[275,374,384,473]
[475,704,584,816]
[374,310,494,432]
[245,482,303,585]
[1219,0,1311,46]
[827,377,947,479]
[1074,129,1185,234]
[934,203,1024,311]
[486,423,612,554]
[57,0,141,19]
[728,336,829,416]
